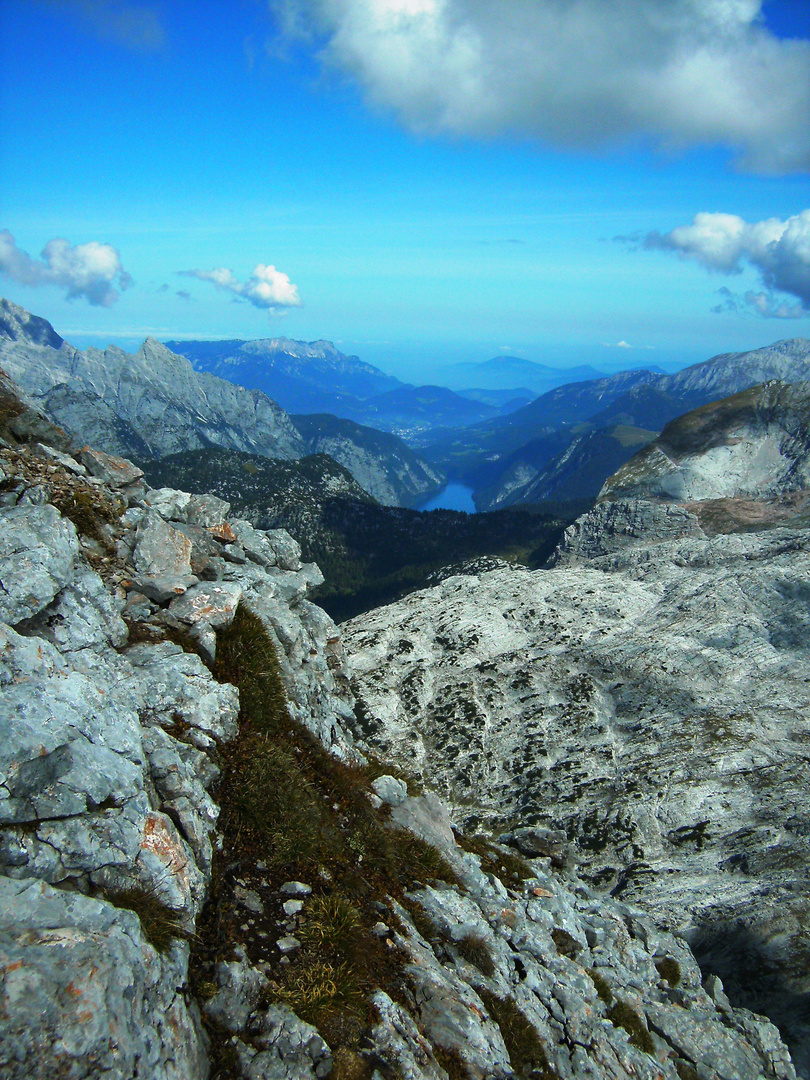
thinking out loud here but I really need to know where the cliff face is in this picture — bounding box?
[0,379,798,1079]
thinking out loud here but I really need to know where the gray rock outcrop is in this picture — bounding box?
[0,432,357,1077]
[343,529,810,1070]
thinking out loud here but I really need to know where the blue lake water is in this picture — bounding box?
[417,483,477,513]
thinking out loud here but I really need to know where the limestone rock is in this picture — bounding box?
[0,877,208,1080]
[0,503,77,624]
[133,509,194,577]
[343,530,810,1066]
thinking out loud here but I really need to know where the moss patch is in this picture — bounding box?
[192,602,462,1074]
[476,988,560,1079]
[587,969,614,1005]
[606,1000,655,1055]
[655,956,682,987]
[454,831,534,888]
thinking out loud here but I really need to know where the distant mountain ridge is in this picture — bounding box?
[426,338,810,509]
[444,354,606,393]
[0,298,442,507]
[168,336,519,439]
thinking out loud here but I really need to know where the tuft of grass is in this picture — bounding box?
[300,895,363,952]
[50,484,123,551]
[606,1001,655,1055]
[454,831,534,888]
[455,933,495,977]
[655,956,681,987]
[193,601,462,1075]
[102,885,186,953]
[276,958,365,1023]
[587,969,614,1005]
[476,988,560,1079]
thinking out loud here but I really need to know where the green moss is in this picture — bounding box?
[674,1062,700,1080]
[102,885,186,953]
[432,1046,471,1080]
[587,969,614,1005]
[477,988,560,1079]
[455,933,495,977]
[401,897,441,944]
[655,956,682,987]
[606,1001,655,1055]
[331,1048,374,1080]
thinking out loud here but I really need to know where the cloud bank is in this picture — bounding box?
[641,209,810,316]
[0,229,132,306]
[182,264,302,310]
[269,0,810,173]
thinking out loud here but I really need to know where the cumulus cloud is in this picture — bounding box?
[0,229,132,306]
[181,263,302,311]
[268,0,810,173]
[641,209,810,316]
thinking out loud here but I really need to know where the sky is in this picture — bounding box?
[0,0,809,382]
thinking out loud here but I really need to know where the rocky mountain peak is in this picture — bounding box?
[0,296,65,349]
[599,378,810,503]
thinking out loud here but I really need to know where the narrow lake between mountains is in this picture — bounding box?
[416,483,477,513]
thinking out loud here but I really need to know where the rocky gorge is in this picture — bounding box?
[0,368,802,1079]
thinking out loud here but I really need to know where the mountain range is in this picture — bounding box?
[168,336,528,440]
[0,298,442,508]
[426,338,810,509]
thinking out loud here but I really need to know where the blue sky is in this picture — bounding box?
[1,0,808,382]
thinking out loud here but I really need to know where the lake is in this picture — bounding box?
[417,483,477,513]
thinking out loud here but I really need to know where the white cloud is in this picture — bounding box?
[0,229,132,306]
[182,263,302,311]
[269,0,810,173]
[641,209,810,316]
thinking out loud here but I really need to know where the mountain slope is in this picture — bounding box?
[0,297,305,461]
[343,525,810,1069]
[441,339,810,509]
[601,380,810,503]
[292,413,444,506]
[0,298,443,507]
[0,366,799,1080]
